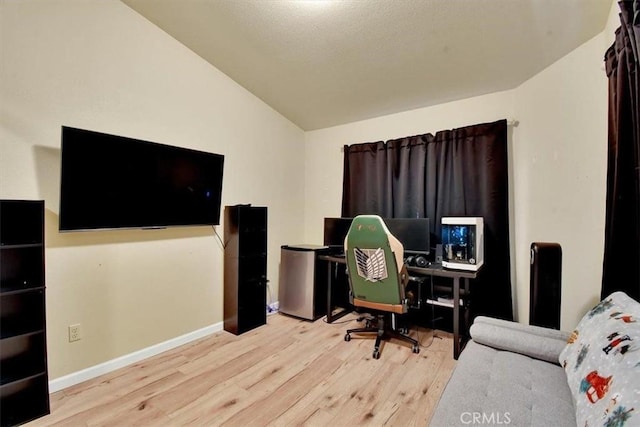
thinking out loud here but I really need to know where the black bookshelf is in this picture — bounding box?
[0,200,50,426]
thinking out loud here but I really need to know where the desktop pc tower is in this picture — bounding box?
[441,217,484,271]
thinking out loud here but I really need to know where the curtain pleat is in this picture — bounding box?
[341,141,392,218]
[387,134,432,218]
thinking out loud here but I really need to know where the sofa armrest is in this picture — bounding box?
[469,316,570,364]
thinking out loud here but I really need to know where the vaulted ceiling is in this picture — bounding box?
[122,0,612,131]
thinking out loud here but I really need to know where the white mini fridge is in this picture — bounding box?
[279,245,327,320]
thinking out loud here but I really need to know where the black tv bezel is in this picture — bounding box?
[59,126,224,232]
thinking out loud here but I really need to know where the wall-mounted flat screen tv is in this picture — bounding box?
[59,126,224,231]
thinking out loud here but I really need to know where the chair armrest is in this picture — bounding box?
[469,316,570,364]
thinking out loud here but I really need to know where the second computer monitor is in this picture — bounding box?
[385,218,430,255]
[323,217,430,255]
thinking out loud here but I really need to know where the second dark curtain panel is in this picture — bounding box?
[602,1,640,301]
[342,119,513,321]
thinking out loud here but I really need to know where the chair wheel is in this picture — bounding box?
[344,333,351,342]
[412,344,420,354]
[373,350,380,359]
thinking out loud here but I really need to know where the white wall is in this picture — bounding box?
[0,0,305,379]
[305,11,616,329]
[510,0,618,329]
[513,34,608,330]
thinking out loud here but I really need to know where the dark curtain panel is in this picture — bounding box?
[388,134,433,218]
[341,119,513,320]
[602,1,640,301]
[341,141,392,217]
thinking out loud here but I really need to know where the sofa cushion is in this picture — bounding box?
[559,291,640,427]
[429,340,575,427]
[471,316,570,364]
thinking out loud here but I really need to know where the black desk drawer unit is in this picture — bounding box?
[0,200,50,426]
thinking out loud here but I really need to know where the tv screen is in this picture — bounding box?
[59,126,224,231]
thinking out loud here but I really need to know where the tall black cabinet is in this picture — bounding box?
[530,242,562,330]
[0,200,50,426]
[224,205,267,335]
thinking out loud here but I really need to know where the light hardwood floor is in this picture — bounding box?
[28,313,456,426]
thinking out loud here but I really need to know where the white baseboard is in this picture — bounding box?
[49,322,223,393]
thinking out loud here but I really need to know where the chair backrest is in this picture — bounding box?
[343,215,406,305]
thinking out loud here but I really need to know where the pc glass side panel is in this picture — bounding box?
[441,217,484,271]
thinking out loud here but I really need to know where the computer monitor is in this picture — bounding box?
[323,217,430,255]
[323,218,354,252]
[385,218,430,255]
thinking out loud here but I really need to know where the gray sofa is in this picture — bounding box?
[430,316,575,426]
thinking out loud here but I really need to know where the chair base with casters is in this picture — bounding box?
[344,312,420,359]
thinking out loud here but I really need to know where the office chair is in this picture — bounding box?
[343,215,420,359]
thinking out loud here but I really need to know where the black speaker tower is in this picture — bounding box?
[529,242,562,330]
[224,205,268,335]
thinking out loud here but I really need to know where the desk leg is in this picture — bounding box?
[325,260,350,323]
[453,277,460,360]
[464,278,470,341]
[326,260,335,323]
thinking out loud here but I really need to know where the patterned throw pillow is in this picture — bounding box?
[559,292,640,427]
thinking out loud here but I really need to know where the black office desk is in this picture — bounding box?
[318,254,478,360]
[410,263,478,360]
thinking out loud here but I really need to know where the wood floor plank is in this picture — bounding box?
[413,353,458,425]
[223,354,345,426]
[166,382,254,426]
[32,355,189,425]
[27,313,456,426]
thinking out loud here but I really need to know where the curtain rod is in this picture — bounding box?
[340,119,519,151]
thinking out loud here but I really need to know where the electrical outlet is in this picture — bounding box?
[68,324,81,342]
